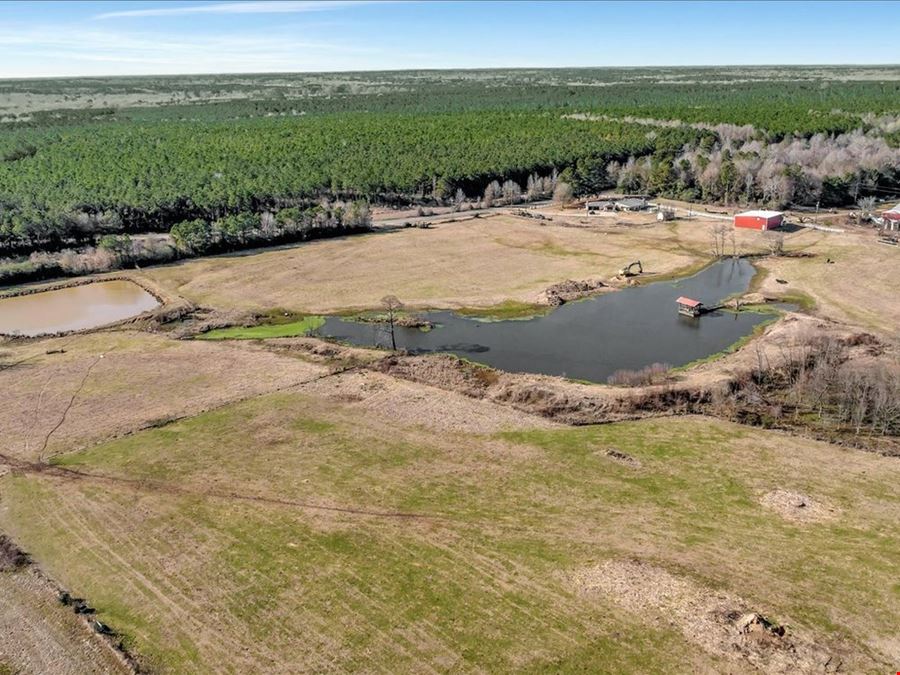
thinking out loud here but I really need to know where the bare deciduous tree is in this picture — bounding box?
[857,196,876,222]
[709,222,730,257]
[762,230,784,256]
[381,295,403,351]
[453,188,466,211]
[501,179,523,204]
[552,181,574,205]
[482,181,501,207]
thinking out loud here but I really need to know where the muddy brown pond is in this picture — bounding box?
[318,259,784,383]
[0,280,159,336]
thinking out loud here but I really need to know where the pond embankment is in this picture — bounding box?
[0,274,189,338]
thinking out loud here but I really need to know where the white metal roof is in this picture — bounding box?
[736,210,783,219]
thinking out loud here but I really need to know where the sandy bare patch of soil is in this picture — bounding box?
[0,566,127,674]
[298,369,557,434]
[0,331,327,461]
[143,215,704,313]
[759,490,837,523]
[572,560,848,673]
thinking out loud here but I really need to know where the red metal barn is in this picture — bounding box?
[733,210,784,230]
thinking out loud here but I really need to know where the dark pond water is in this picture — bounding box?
[317,259,776,383]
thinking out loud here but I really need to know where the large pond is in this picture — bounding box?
[0,280,159,336]
[318,259,777,383]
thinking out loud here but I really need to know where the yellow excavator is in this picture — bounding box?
[618,260,643,277]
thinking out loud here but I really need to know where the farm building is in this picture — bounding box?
[734,210,783,230]
[585,200,615,214]
[676,296,703,317]
[880,204,900,231]
[615,198,648,212]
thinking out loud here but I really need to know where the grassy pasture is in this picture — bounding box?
[1,390,897,672]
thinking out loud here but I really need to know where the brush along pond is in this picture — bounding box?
[316,259,787,383]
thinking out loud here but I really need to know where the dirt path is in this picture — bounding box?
[0,452,441,522]
[0,565,129,674]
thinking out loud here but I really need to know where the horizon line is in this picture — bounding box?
[3,62,899,82]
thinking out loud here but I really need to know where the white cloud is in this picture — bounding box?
[94,1,391,20]
[0,23,389,77]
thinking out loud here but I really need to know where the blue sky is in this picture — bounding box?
[1,1,898,78]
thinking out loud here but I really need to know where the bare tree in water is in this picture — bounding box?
[709,222,730,257]
[381,295,403,351]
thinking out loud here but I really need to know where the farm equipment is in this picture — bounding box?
[618,260,643,277]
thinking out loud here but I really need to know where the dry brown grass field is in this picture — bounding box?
[141,212,899,339]
[1,209,898,673]
[143,214,712,313]
[0,331,328,462]
[753,228,900,337]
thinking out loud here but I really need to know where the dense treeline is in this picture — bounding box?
[0,201,371,285]
[1,67,899,269]
[599,127,900,207]
[0,113,698,252]
[8,78,898,138]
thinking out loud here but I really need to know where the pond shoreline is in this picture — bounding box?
[315,258,783,384]
[0,274,189,339]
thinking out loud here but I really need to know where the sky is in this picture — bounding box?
[1,0,898,78]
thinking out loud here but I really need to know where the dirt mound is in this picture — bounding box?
[572,560,845,673]
[540,278,607,306]
[374,354,500,397]
[262,336,377,364]
[760,490,836,523]
[727,291,777,307]
[603,448,642,467]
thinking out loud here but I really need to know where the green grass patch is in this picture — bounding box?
[747,262,770,293]
[777,291,816,312]
[197,315,325,340]
[456,300,551,321]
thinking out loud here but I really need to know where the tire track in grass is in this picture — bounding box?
[208,507,343,672]
[4,457,449,669]
[79,492,303,672]
[44,486,235,667]
[12,455,604,659]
